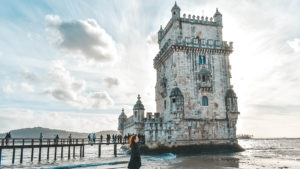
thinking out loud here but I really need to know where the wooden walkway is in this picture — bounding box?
[0,138,130,165]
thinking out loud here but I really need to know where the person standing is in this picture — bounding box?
[68,134,72,144]
[93,133,96,144]
[5,132,10,145]
[128,134,141,169]
[88,134,91,143]
[120,135,123,143]
[39,132,43,144]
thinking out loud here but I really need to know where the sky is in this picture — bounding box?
[0,0,299,138]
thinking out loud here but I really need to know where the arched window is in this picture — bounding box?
[202,56,206,64]
[202,96,208,106]
[199,56,202,64]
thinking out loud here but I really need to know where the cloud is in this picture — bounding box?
[104,77,119,88]
[45,61,113,109]
[20,82,35,92]
[21,70,41,83]
[2,85,13,93]
[146,31,158,46]
[45,15,118,62]
[2,82,34,93]
[287,38,300,52]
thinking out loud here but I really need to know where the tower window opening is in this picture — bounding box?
[202,75,206,82]
[199,56,202,64]
[172,98,176,103]
[164,100,166,110]
[202,56,206,64]
[202,96,208,106]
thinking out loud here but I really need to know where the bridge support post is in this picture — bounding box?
[20,139,24,164]
[82,145,85,157]
[82,139,84,157]
[114,143,117,157]
[31,139,34,162]
[38,139,42,163]
[61,139,63,159]
[12,139,15,164]
[54,145,57,161]
[98,143,101,157]
[79,146,82,157]
[47,139,50,161]
[73,146,75,158]
[68,144,71,160]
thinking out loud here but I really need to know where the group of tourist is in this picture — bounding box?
[87,133,97,143]
[103,133,145,144]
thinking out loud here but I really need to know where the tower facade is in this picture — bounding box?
[153,3,239,145]
[119,3,240,149]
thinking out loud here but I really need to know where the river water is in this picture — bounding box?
[0,138,299,168]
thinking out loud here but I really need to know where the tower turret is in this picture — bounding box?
[158,25,163,43]
[118,108,127,133]
[213,8,222,26]
[133,94,145,122]
[171,2,180,19]
[225,87,240,139]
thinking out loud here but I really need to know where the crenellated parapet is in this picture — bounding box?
[181,14,218,26]
[158,7,223,43]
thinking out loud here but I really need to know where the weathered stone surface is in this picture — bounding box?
[118,3,241,153]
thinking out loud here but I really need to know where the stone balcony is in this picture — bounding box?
[197,81,212,91]
[154,38,233,67]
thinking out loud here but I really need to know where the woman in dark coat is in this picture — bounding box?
[128,134,141,169]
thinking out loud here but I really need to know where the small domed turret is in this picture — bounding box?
[158,25,164,42]
[133,94,145,122]
[171,2,181,19]
[213,8,222,26]
[133,94,145,110]
[119,108,127,119]
[225,87,238,112]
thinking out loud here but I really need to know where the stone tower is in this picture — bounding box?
[118,3,242,152]
[153,2,239,142]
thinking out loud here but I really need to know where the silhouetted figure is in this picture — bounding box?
[93,133,96,144]
[54,134,59,144]
[5,132,11,145]
[68,134,72,144]
[88,133,91,143]
[100,134,103,142]
[56,134,59,144]
[107,134,110,144]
